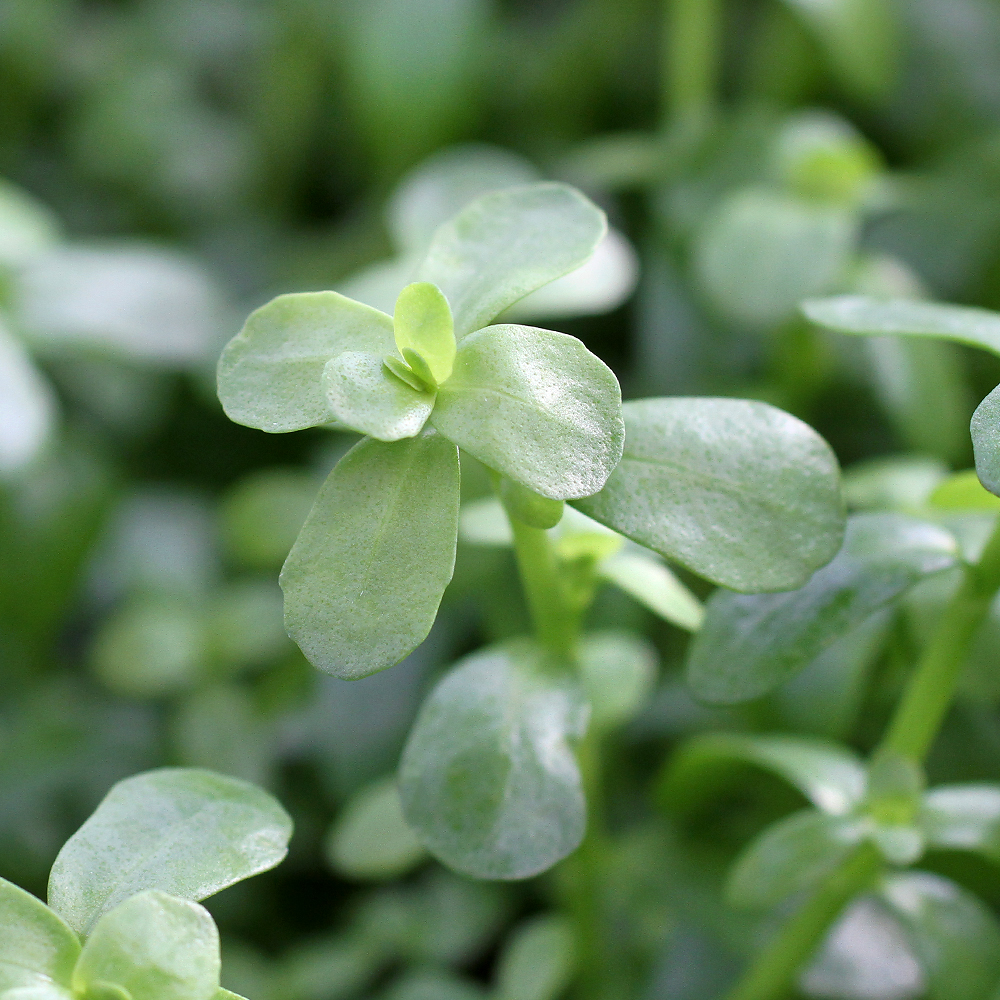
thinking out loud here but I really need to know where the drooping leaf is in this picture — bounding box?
[577,631,657,729]
[574,398,844,592]
[48,768,292,937]
[802,296,1000,357]
[693,189,857,328]
[217,291,394,433]
[398,641,587,880]
[687,514,960,704]
[972,385,1000,497]
[921,784,1000,864]
[417,183,606,337]
[325,776,427,881]
[658,732,867,818]
[727,810,863,909]
[431,325,623,500]
[495,914,576,1000]
[322,351,434,440]
[0,320,56,475]
[597,551,704,631]
[393,282,456,383]
[0,878,78,993]
[880,872,1000,1000]
[72,892,220,1000]
[280,433,460,678]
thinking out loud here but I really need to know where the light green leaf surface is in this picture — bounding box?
[728,810,863,909]
[930,469,1000,511]
[0,878,78,992]
[495,914,575,1000]
[658,732,867,818]
[921,784,1000,863]
[803,296,1000,357]
[280,433,460,678]
[693,189,856,327]
[322,351,434,440]
[215,992,249,1000]
[48,768,292,937]
[418,183,606,337]
[972,385,1000,497]
[325,776,427,881]
[393,282,455,383]
[842,455,948,513]
[598,551,703,631]
[217,291,394,433]
[0,320,56,475]
[399,642,587,880]
[0,986,74,1000]
[0,178,60,269]
[498,478,564,530]
[881,872,1000,1000]
[574,398,844,592]
[73,892,220,1000]
[687,513,960,704]
[578,631,657,729]
[431,325,623,500]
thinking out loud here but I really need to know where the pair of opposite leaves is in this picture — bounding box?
[218,182,847,681]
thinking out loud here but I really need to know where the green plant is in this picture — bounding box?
[0,767,292,1000]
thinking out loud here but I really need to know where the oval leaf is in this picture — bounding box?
[431,324,623,500]
[418,183,606,337]
[48,768,293,937]
[597,551,704,631]
[578,631,657,729]
[0,878,78,992]
[972,385,1000,497]
[393,282,456,383]
[280,433,460,678]
[687,513,960,704]
[495,914,576,1000]
[217,291,394,433]
[574,397,845,592]
[398,642,587,880]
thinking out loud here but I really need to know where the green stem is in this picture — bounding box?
[722,844,882,1000]
[662,0,721,128]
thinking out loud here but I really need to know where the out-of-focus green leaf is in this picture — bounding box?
[803,296,1000,356]
[323,350,434,440]
[574,398,844,592]
[495,914,575,1000]
[0,178,60,269]
[842,455,949,512]
[418,184,606,337]
[281,433,460,678]
[578,631,657,729]
[0,877,78,992]
[972,385,1000,497]
[379,969,488,1000]
[48,768,292,937]
[921,784,1000,863]
[217,291,394,433]
[207,579,290,672]
[930,470,1000,510]
[498,478,564,530]
[431,325,623,500]
[693,189,856,327]
[598,551,703,631]
[687,514,960,703]
[658,732,867,818]
[459,496,513,546]
[276,934,383,1000]
[399,642,587,880]
[72,891,219,1000]
[326,776,427,881]
[728,809,863,909]
[0,319,56,475]
[880,872,1000,1000]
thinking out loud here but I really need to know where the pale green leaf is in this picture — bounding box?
[0,878,78,992]
[48,768,292,937]
[458,497,513,546]
[842,455,948,513]
[0,320,56,475]
[802,296,1000,357]
[574,398,844,592]
[578,631,657,730]
[214,992,249,1000]
[431,324,623,500]
[381,970,488,1000]
[217,291,394,433]
[972,385,1000,497]
[398,641,587,880]
[0,178,60,270]
[418,183,606,337]
[498,478,564,530]
[495,914,575,1000]
[687,513,960,703]
[0,986,74,1000]
[322,351,434,441]
[930,469,1000,511]
[693,189,857,327]
[921,784,1000,864]
[728,810,863,909]
[325,776,427,881]
[280,433,460,678]
[598,551,704,631]
[73,892,219,1000]
[393,282,456,383]
[658,732,867,818]
[881,872,1000,1000]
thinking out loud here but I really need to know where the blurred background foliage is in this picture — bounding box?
[7,0,1000,998]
